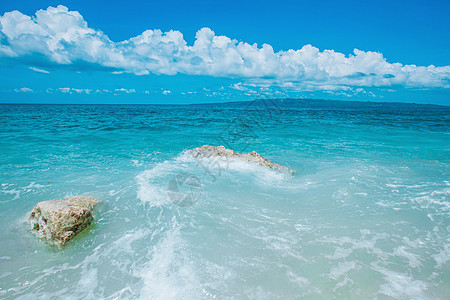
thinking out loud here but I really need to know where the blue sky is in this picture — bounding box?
[0,0,449,105]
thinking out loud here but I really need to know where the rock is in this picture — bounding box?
[189,145,294,175]
[28,196,98,246]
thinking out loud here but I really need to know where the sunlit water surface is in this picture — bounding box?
[0,101,449,299]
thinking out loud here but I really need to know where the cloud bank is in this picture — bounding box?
[1,5,449,91]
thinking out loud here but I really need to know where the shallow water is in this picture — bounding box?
[0,101,449,299]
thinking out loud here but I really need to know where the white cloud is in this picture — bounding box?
[163,90,171,95]
[14,87,33,92]
[59,87,71,93]
[230,83,246,91]
[58,87,91,94]
[1,5,449,92]
[115,88,136,93]
[29,66,49,73]
[73,88,91,94]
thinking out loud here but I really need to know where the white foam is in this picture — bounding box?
[387,184,426,188]
[111,228,150,254]
[136,151,292,206]
[401,237,425,248]
[432,244,450,268]
[131,159,143,167]
[178,150,290,182]
[329,261,358,279]
[136,161,178,206]
[322,232,391,262]
[410,187,450,213]
[325,247,353,260]
[372,264,429,299]
[24,182,46,190]
[286,270,310,288]
[0,188,21,202]
[136,227,202,300]
[105,287,135,299]
[393,246,422,268]
[285,269,322,297]
[294,224,313,232]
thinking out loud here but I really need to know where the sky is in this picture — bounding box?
[0,0,449,105]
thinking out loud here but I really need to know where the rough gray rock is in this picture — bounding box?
[28,196,98,245]
[190,145,294,175]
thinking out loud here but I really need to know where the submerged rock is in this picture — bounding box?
[28,196,98,246]
[190,145,294,175]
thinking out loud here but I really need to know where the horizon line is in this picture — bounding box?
[0,97,448,107]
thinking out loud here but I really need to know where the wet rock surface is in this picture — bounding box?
[28,196,98,245]
[190,145,294,175]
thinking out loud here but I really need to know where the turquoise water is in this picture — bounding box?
[0,100,449,299]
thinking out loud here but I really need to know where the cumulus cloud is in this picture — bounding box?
[14,87,33,92]
[1,5,449,91]
[58,87,91,94]
[115,88,136,93]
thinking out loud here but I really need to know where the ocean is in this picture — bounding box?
[0,100,449,299]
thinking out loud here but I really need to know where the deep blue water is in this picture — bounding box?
[0,100,449,299]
